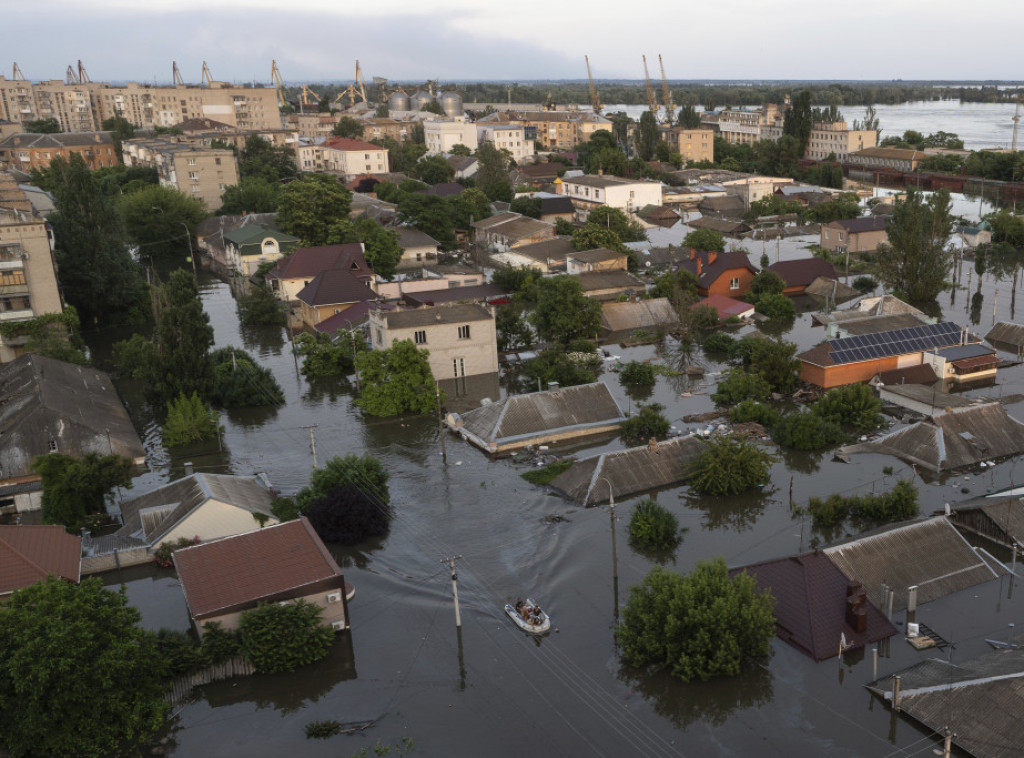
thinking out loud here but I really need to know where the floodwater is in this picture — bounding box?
[88,227,1024,757]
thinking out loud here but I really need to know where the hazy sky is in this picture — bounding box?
[5,0,1021,84]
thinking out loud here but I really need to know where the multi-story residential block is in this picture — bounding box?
[122,138,239,211]
[284,112,344,139]
[558,175,663,220]
[476,123,534,163]
[0,132,117,171]
[360,118,410,143]
[320,137,390,178]
[659,127,714,164]
[760,118,876,161]
[0,76,41,127]
[720,176,793,209]
[0,174,63,363]
[424,120,478,156]
[32,81,101,132]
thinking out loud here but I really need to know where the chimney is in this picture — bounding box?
[597,169,603,176]
[707,250,718,265]
[696,258,702,277]
[689,247,695,261]
[647,437,658,452]
[845,582,868,634]
[184,462,194,476]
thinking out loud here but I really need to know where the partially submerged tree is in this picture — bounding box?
[210,347,284,408]
[531,275,602,345]
[32,452,133,532]
[875,188,953,302]
[295,453,390,512]
[628,499,682,553]
[162,392,220,447]
[687,436,775,496]
[354,340,438,417]
[814,383,884,432]
[119,183,208,262]
[305,484,393,544]
[294,330,367,378]
[620,403,671,447]
[238,600,335,674]
[237,283,286,326]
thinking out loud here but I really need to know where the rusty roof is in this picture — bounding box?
[768,259,837,288]
[824,517,1005,611]
[174,518,345,619]
[732,552,896,661]
[550,436,705,504]
[601,298,678,333]
[987,321,1024,349]
[0,525,81,595]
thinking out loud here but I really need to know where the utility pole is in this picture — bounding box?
[436,384,447,464]
[350,330,360,392]
[599,478,619,619]
[442,555,463,627]
[305,425,318,468]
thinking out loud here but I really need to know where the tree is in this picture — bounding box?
[522,349,599,388]
[571,225,630,256]
[46,155,144,326]
[305,484,393,544]
[620,403,671,447]
[162,392,220,446]
[475,140,513,202]
[496,305,534,351]
[770,411,846,451]
[295,453,390,512]
[783,90,813,155]
[277,174,353,246]
[153,270,215,402]
[729,400,780,427]
[683,228,726,253]
[23,118,61,133]
[677,104,702,129]
[354,339,438,417]
[0,577,166,758]
[510,196,542,219]
[119,183,208,262]
[219,177,282,215]
[415,154,456,185]
[101,114,135,160]
[988,209,1024,247]
[711,369,771,406]
[237,282,286,326]
[814,383,884,432]
[585,206,648,243]
[293,330,367,378]
[397,193,457,250]
[687,436,775,496]
[238,601,335,674]
[420,99,445,115]
[449,143,473,157]
[742,338,800,393]
[628,499,682,553]
[331,117,365,139]
[491,265,542,300]
[636,110,660,161]
[531,275,602,345]
[875,188,953,302]
[210,347,284,408]
[447,187,492,230]
[32,452,133,532]
[754,293,796,320]
[615,561,775,682]
[238,134,296,183]
[619,361,657,389]
[327,216,403,280]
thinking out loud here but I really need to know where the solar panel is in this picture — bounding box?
[827,321,972,365]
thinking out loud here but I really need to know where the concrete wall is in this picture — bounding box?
[195,586,349,638]
[81,548,151,575]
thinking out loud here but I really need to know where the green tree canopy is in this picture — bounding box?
[683,228,726,253]
[162,392,220,447]
[277,174,353,246]
[238,601,334,673]
[636,110,660,161]
[475,141,513,202]
[615,561,775,682]
[327,216,404,280]
[23,118,61,133]
[875,188,953,302]
[530,275,602,345]
[331,117,365,139]
[119,183,208,262]
[354,339,439,416]
[219,176,282,215]
[620,403,671,447]
[585,206,648,243]
[415,154,456,185]
[571,225,629,256]
[100,114,136,160]
[0,577,167,758]
[295,453,391,512]
[447,187,492,230]
[510,196,542,219]
[687,436,775,496]
[151,269,215,403]
[239,134,297,183]
[627,499,682,553]
[210,347,284,408]
[32,452,133,532]
[397,193,457,250]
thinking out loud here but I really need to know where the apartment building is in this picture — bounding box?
[0,174,63,363]
[122,138,239,211]
[0,77,41,127]
[321,138,390,178]
[659,127,714,164]
[0,132,117,171]
[33,81,101,132]
[761,118,876,161]
[558,175,663,220]
[476,123,534,163]
[424,121,478,156]
[360,118,410,143]
[284,112,344,139]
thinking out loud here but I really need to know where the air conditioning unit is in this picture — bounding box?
[331,620,346,631]
[326,592,341,604]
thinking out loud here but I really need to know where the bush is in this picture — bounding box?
[619,361,656,388]
[152,536,200,568]
[620,403,671,447]
[712,369,771,406]
[238,600,335,673]
[295,454,390,512]
[628,499,682,552]
[162,392,220,447]
[294,331,366,379]
[688,304,720,331]
[814,383,884,432]
[771,411,846,451]
[852,276,878,294]
[754,293,796,320]
[748,270,786,302]
[521,460,574,485]
[806,480,918,528]
[615,561,775,682]
[306,720,344,739]
[702,332,735,354]
[305,484,393,545]
[236,284,286,326]
[210,347,284,407]
[729,400,779,427]
[687,436,775,496]
[522,350,598,389]
[739,338,800,394]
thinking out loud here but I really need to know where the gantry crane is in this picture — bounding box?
[77,60,90,84]
[1012,95,1022,153]
[642,55,660,117]
[65,64,78,85]
[172,61,185,86]
[12,63,25,80]
[201,61,215,87]
[658,54,674,124]
[271,60,287,108]
[355,60,368,103]
[585,55,601,114]
[66,60,90,84]
[299,85,321,112]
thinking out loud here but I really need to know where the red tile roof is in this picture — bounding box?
[174,518,345,619]
[733,551,897,661]
[266,243,369,281]
[700,294,755,319]
[0,525,81,595]
[678,250,757,287]
[323,137,385,152]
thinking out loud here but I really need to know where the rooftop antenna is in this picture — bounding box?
[1012,95,1021,153]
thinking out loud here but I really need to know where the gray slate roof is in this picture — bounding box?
[380,303,493,329]
[550,436,705,504]
[601,298,678,333]
[450,383,623,451]
[823,516,1005,611]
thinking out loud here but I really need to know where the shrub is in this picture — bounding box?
[628,499,682,552]
[770,411,846,451]
[616,561,775,682]
[688,304,720,331]
[702,332,735,354]
[740,338,800,393]
[620,403,671,447]
[210,347,284,407]
[619,361,656,388]
[295,454,390,512]
[521,460,574,485]
[852,276,878,294]
[522,350,598,389]
[199,622,243,665]
[754,293,796,319]
[162,392,220,447]
[238,600,335,673]
[236,284,286,326]
[294,331,366,379]
[748,270,785,302]
[306,720,344,739]
[152,536,200,568]
[687,436,775,496]
[814,383,884,432]
[729,400,779,427]
[305,484,393,545]
[712,369,771,406]
[806,480,918,528]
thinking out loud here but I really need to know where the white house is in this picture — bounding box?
[476,123,535,163]
[557,175,662,221]
[424,121,478,156]
[321,137,390,178]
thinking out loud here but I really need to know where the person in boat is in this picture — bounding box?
[515,598,524,612]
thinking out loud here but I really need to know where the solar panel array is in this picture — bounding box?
[828,321,965,365]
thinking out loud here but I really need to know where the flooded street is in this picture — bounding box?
[86,206,1024,756]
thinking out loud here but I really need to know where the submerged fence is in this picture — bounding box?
[166,656,256,705]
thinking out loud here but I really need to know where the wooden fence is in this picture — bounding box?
[166,656,256,705]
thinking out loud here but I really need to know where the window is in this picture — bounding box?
[187,158,196,166]
[453,358,465,377]
[48,437,58,452]
[215,157,221,165]
[188,171,198,180]
[458,325,471,339]
[191,186,200,193]
[729,277,740,290]
[414,330,427,344]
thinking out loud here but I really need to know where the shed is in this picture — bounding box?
[447,383,623,454]
[686,216,751,236]
[986,321,1024,353]
[550,436,705,505]
[823,517,1006,611]
[731,551,897,661]
[600,298,678,335]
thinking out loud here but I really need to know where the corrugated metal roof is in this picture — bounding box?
[551,436,705,504]
[601,298,678,333]
[824,517,1004,611]
[986,321,1024,349]
[732,552,896,661]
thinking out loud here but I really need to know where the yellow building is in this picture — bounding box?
[659,127,714,163]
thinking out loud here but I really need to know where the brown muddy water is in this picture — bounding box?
[90,243,1024,757]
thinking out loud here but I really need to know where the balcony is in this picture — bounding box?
[0,309,33,322]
